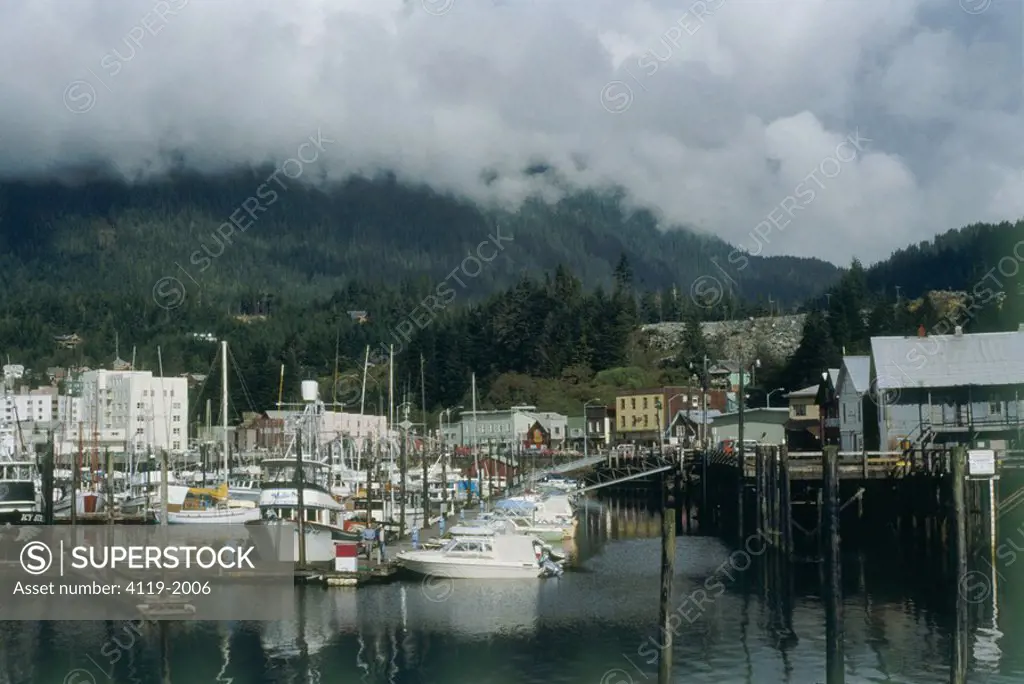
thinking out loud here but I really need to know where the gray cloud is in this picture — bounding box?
[1,0,1022,264]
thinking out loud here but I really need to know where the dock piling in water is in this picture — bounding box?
[949,445,968,683]
[658,470,677,684]
[822,445,844,684]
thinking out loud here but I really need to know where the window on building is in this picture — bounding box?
[172,441,180,450]
[620,399,625,410]
[795,404,807,416]
[631,398,636,410]
[136,402,144,410]
[136,428,144,435]
[643,414,649,427]
[643,397,648,409]
[621,416,626,428]
[990,400,1002,414]
[172,402,181,409]
[554,427,560,435]
[173,428,181,435]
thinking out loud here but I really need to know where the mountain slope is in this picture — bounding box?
[0,173,840,308]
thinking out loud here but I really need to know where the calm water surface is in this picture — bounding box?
[2,498,1020,683]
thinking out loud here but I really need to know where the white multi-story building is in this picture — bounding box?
[1,388,55,425]
[264,409,387,453]
[81,370,189,453]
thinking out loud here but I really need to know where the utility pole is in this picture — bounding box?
[737,361,745,541]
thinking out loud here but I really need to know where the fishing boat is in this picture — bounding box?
[0,457,43,524]
[396,534,563,579]
[257,381,356,539]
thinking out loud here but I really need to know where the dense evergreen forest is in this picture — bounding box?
[0,173,1021,425]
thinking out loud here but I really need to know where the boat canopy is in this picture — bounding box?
[494,499,535,512]
[449,525,495,536]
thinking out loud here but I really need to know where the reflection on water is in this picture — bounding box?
[1,494,1022,683]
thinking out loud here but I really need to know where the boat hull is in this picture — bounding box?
[398,557,544,579]
[165,507,262,524]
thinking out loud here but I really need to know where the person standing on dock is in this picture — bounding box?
[439,514,446,537]
[411,527,419,550]
[362,524,375,560]
[377,523,387,562]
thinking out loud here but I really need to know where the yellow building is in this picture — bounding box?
[615,386,703,442]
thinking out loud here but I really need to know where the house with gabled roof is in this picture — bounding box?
[836,355,873,451]
[870,326,1024,451]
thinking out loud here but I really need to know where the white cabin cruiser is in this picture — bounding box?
[421,525,566,561]
[397,534,563,579]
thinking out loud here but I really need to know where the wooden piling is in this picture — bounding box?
[755,447,765,537]
[950,446,968,683]
[701,450,709,531]
[823,445,844,684]
[657,471,677,684]
[160,621,172,684]
[42,434,55,525]
[780,446,792,556]
[105,449,114,525]
[683,456,692,534]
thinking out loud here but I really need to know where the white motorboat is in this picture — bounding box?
[397,534,562,579]
[421,524,566,561]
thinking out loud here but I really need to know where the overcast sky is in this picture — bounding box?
[1,0,1022,265]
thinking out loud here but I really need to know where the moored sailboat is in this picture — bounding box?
[166,340,259,524]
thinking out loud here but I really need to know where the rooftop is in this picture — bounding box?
[871,329,1024,389]
[841,355,871,394]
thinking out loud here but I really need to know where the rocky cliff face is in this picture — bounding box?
[641,314,807,363]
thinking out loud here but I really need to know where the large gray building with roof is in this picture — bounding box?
[869,326,1024,450]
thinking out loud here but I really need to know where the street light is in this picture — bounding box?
[766,387,785,408]
[583,398,602,460]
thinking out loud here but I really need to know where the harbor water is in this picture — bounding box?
[2,496,1020,684]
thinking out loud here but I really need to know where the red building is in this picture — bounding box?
[465,454,520,481]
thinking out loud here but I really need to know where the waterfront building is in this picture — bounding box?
[80,369,188,453]
[440,406,568,452]
[836,356,871,451]
[263,409,387,453]
[783,383,821,450]
[870,326,1024,451]
[615,386,727,445]
[818,367,841,446]
[707,407,789,445]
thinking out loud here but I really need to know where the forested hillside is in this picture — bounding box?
[0,173,838,310]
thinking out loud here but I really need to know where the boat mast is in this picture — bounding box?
[360,345,369,416]
[221,340,229,485]
[472,372,479,501]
